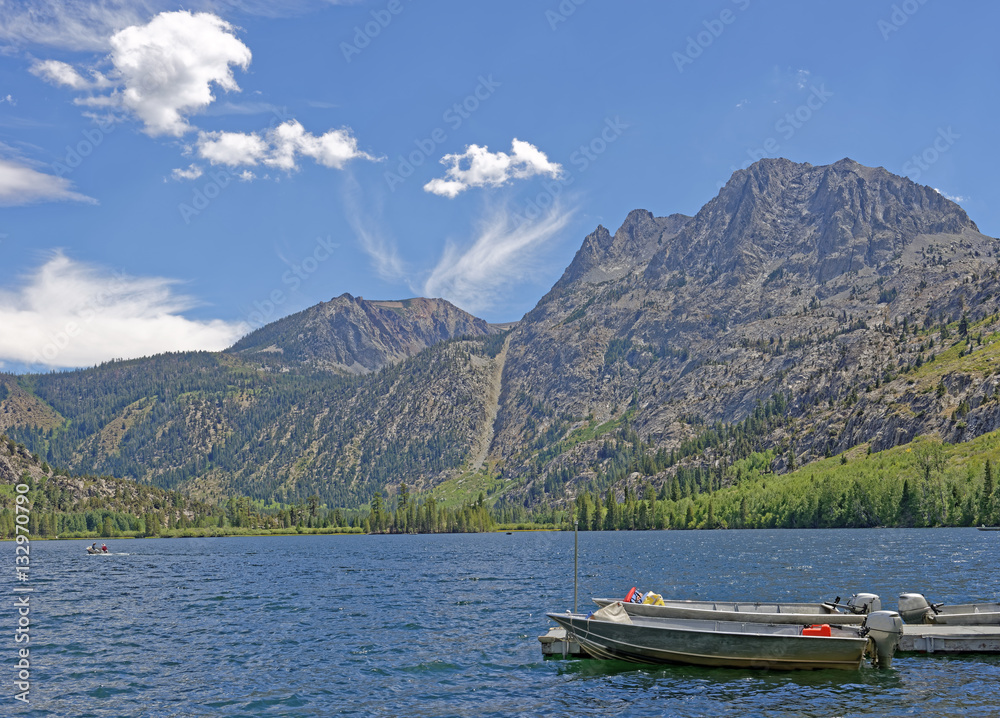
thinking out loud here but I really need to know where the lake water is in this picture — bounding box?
[7,529,1000,717]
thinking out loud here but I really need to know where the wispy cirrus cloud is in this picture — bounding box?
[0,1,354,51]
[0,157,96,206]
[0,0,156,51]
[343,177,407,283]
[422,201,575,312]
[424,139,563,198]
[346,176,574,313]
[0,252,248,369]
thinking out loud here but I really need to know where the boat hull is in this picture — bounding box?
[929,605,1000,625]
[592,598,866,625]
[547,613,868,671]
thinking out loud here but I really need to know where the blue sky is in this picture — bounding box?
[0,0,996,371]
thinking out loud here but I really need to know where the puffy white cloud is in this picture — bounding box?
[0,252,249,369]
[422,201,574,312]
[195,120,376,172]
[170,164,204,181]
[196,130,269,166]
[424,139,563,198]
[0,157,96,206]
[108,10,252,136]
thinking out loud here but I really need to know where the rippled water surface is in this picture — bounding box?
[7,529,1000,717]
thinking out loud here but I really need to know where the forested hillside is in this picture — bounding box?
[3,332,508,507]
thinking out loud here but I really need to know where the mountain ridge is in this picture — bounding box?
[4,157,999,514]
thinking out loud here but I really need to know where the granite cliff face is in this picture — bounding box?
[489,158,1000,499]
[227,294,495,373]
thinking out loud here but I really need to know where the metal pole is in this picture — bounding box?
[574,518,579,614]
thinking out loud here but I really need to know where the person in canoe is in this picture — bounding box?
[101,543,108,553]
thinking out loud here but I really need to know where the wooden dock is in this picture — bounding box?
[540,624,1000,658]
[539,627,586,657]
[899,624,1000,654]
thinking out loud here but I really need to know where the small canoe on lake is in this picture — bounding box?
[547,602,902,671]
[591,593,881,626]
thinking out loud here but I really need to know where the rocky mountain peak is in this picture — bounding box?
[645,157,978,284]
[227,295,494,373]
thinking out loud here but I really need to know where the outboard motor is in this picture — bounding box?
[846,593,881,614]
[898,593,933,624]
[862,610,903,669]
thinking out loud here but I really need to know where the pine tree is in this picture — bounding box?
[982,460,995,525]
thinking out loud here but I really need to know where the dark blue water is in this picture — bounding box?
[7,529,1000,717]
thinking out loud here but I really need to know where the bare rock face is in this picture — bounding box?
[490,157,1000,493]
[228,294,496,373]
[645,158,975,285]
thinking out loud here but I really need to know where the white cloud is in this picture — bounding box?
[0,157,96,206]
[104,10,252,137]
[170,164,204,181]
[424,139,563,198]
[196,120,376,172]
[422,201,574,312]
[0,94,15,105]
[29,59,112,90]
[0,252,248,369]
[0,0,155,51]
[0,1,346,51]
[933,188,967,204]
[343,177,407,282]
[196,129,269,166]
[30,59,90,89]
